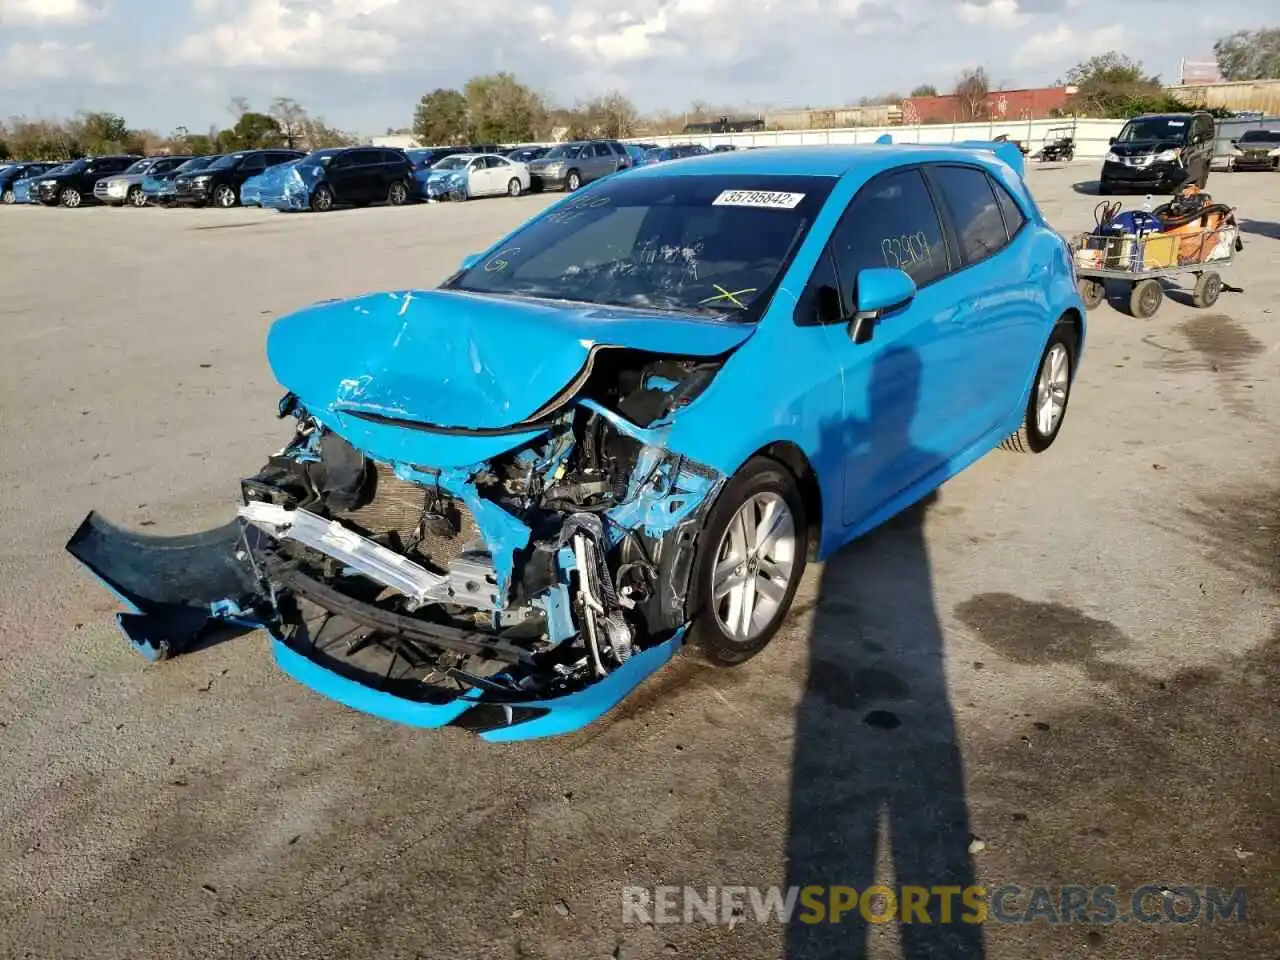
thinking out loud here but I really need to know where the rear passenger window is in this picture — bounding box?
[929,165,1010,265]
[990,178,1026,239]
[828,167,948,303]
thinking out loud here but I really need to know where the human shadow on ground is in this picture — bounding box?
[784,345,985,959]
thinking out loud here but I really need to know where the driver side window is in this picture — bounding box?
[827,167,948,313]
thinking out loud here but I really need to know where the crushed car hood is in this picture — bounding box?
[267,289,754,432]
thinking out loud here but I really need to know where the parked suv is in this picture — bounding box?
[264,146,413,211]
[1100,111,1215,194]
[31,155,141,207]
[95,155,194,207]
[526,140,631,191]
[173,149,305,207]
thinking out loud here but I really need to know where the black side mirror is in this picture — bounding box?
[1109,137,1118,146]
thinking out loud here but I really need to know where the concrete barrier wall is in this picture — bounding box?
[628,117,1128,159]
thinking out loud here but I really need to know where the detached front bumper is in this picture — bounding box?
[64,509,686,741]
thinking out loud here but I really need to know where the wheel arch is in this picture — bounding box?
[750,440,823,560]
[1059,306,1085,375]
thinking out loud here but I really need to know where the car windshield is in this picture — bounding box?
[543,144,586,160]
[175,156,218,173]
[302,148,342,165]
[1117,117,1191,142]
[433,156,470,170]
[207,153,246,170]
[446,173,834,321]
[1239,130,1280,143]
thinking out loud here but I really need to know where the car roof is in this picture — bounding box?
[617,144,1020,180]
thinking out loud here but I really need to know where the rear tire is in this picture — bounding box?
[507,177,522,197]
[687,457,808,666]
[1192,271,1222,309]
[1000,321,1076,455]
[386,180,409,206]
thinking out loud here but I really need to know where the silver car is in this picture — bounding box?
[526,140,631,192]
[94,156,194,207]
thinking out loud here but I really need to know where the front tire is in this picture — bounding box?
[60,187,82,208]
[310,184,335,212]
[127,186,146,208]
[213,184,238,208]
[566,169,582,191]
[1,188,14,204]
[1000,321,1076,455]
[687,457,808,665]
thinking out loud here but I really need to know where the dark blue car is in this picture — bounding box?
[1,162,60,204]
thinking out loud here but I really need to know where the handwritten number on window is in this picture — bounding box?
[880,232,932,274]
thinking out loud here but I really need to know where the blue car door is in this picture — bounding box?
[818,167,964,527]
[924,164,1045,440]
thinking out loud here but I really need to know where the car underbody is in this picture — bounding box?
[68,347,732,740]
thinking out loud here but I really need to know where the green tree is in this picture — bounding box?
[217,111,284,151]
[79,111,130,153]
[1063,52,1180,117]
[184,134,218,155]
[0,140,10,161]
[413,88,472,145]
[1214,28,1280,81]
[464,72,546,143]
[909,84,938,98]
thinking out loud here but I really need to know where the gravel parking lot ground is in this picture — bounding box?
[1,162,1277,960]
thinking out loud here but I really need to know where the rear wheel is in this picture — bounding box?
[687,457,808,666]
[507,177,523,197]
[1192,271,1222,309]
[310,184,335,212]
[386,179,409,206]
[1000,321,1076,455]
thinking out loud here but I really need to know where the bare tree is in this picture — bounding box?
[269,97,310,149]
[228,96,250,120]
[954,67,991,122]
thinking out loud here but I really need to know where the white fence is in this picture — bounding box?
[628,118,1128,160]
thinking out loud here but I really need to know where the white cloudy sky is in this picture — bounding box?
[0,0,1274,136]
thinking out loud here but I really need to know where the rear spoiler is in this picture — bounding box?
[874,134,1026,179]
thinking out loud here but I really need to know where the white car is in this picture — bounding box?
[421,153,532,200]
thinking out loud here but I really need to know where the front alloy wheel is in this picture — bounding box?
[310,185,334,212]
[128,186,146,207]
[566,170,582,191]
[1,188,14,204]
[689,457,808,665]
[213,184,238,208]
[60,187,82,208]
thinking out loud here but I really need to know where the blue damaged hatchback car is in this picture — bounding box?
[68,142,1085,741]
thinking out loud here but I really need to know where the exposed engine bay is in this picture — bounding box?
[68,345,730,738]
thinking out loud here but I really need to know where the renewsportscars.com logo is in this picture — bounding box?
[621,884,1247,926]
